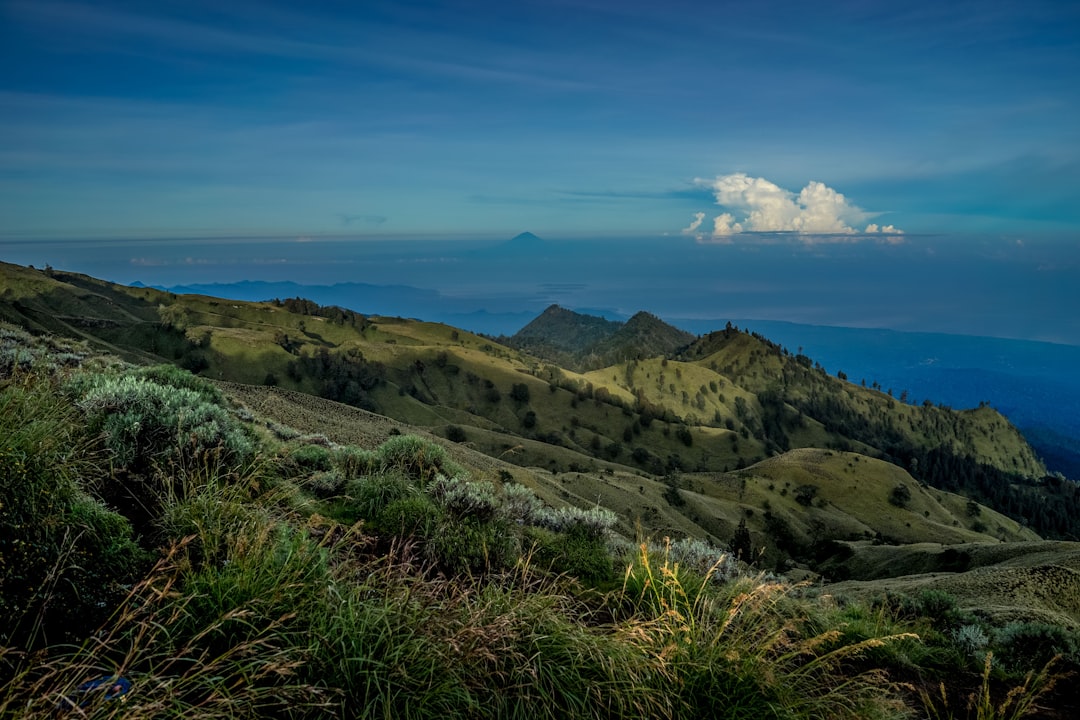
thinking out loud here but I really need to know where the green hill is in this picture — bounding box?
[506,304,693,371]
[826,540,1080,630]
[2,259,1076,550]
[4,275,1080,717]
[3,315,1079,718]
[507,304,623,365]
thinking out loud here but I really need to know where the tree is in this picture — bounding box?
[157,304,190,332]
[510,382,531,403]
[731,517,753,562]
[794,484,819,507]
[889,483,912,508]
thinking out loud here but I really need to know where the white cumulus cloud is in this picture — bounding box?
[712,212,743,237]
[680,211,705,236]
[864,223,903,234]
[689,173,902,241]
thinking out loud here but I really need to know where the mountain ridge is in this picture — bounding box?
[505,304,694,371]
[3,260,1076,550]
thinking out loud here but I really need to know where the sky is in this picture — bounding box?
[2,0,1080,239]
[2,0,1080,348]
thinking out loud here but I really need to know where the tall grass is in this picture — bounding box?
[0,369,145,649]
[921,652,1062,720]
[0,541,331,719]
[618,539,913,719]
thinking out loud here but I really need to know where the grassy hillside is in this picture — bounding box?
[4,325,1079,718]
[827,541,1080,631]
[2,260,1077,549]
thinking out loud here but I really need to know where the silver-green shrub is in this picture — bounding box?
[430,475,499,521]
[499,482,544,525]
[534,505,618,540]
[953,623,989,660]
[69,372,254,471]
[664,537,741,584]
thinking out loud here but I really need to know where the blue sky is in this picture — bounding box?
[2,0,1079,239]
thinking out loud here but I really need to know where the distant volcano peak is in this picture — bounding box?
[509,231,543,244]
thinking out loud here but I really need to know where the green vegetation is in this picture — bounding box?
[3,261,1072,546]
[2,263,1080,716]
[0,330,1067,717]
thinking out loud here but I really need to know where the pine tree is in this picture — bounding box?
[732,517,753,562]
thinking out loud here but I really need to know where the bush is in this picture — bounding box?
[499,483,544,525]
[665,537,741,585]
[345,473,417,521]
[291,443,334,472]
[427,516,514,574]
[509,382,530,403]
[307,469,346,498]
[794,484,819,507]
[333,445,376,478]
[376,496,443,538]
[133,363,222,404]
[528,527,614,584]
[64,371,255,530]
[894,588,965,631]
[69,372,254,475]
[952,624,990,661]
[0,373,146,647]
[994,622,1080,672]
[888,483,912,508]
[430,476,499,521]
[445,425,467,442]
[376,434,462,485]
[534,505,618,540]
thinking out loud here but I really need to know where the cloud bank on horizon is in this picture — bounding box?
[683,174,904,242]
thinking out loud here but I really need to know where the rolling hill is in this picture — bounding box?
[2,259,1077,554]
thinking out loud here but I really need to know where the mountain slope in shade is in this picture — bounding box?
[509,304,622,358]
[507,305,692,370]
[581,311,695,368]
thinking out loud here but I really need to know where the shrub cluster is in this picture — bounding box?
[69,371,254,473]
[0,371,145,648]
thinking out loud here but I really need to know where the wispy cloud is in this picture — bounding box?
[9,0,591,92]
[689,173,903,242]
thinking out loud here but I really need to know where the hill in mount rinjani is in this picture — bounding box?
[3,259,1080,626]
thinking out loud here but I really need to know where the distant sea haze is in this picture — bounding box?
[5,232,1077,346]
